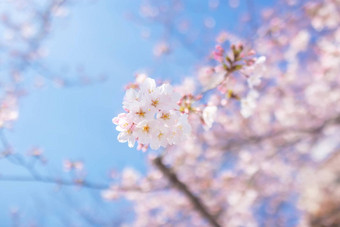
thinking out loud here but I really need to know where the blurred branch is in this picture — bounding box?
[153,156,221,227]
[311,205,340,227]
[0,130,167,193]
[0,175,109,190]
[221,113,340,152]
[0,130,108,190]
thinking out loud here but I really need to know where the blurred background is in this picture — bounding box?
[1,0,339,226]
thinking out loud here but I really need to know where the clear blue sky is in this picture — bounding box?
[0,0,273,225]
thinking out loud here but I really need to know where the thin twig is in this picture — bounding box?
[0,175,109,190]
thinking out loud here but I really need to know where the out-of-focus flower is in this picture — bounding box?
[291,30,310,52]
[229,0,240,8]
[307,1,340,31]
[240,90,259,118]
[139,5,159,18]
[209,0,220,9]
[174,77,196,96]
[153,42,170,57]
[198,66,225,91]
[0,94,19,128]
[52,6,69,17]
[202,105,217,130]
[216,31,228,44]
[242,56,266,89]
[102,186,120,200]
[212,45,224,62]
[28,147,43,157]
[63,160,84,172]
[121,168,140,188]
[20,23,36,39]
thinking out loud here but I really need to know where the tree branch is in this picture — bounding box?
[153,156,221,227]
[311,205,340,227]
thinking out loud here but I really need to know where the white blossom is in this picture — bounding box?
[240,90,259,118]
[202,106,217,130]
[113,77,191,150]
[243,56,266,89]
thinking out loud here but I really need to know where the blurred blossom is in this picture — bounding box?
[202,105,217,130]
[28,147,43,157]
[52,6,69,17]
[306,1,340,31]
[102,186,120,200]
[286,0,298,6]
[178,20,190,33]
[140,28,151,39]
[63,160,84,172]
[139,5,158,18]
[204,17,216,29]
[174,77,196,96]
[20,23,36,39]
[153,41,170,57]
[198,67,224,91]
[310,127,340,162]
[229,0,240,8]
[240,89,259,118]
[216,31,228,44]
[121,168,140,188]
[209,0,220,9]
[242,56,266,89]
[0,94,18,128]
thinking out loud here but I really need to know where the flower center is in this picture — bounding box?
[151,99,159,107]
[136,109,146,118]
[142,125,150,133]
[161,113,170,120]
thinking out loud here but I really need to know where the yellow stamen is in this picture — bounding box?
[151,99,159,107]
[142,125,150,133]
[161,113,170,120]
[136,109,146,118]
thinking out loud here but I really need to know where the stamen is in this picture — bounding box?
[161,113,170,120]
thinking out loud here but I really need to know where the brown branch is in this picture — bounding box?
[311,205,340,227]
[153,156,221,227]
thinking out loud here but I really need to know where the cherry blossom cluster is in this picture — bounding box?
[113,77,191,150]
[198,44,266,120]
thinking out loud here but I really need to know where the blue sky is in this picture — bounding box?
[0,0,274,225]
